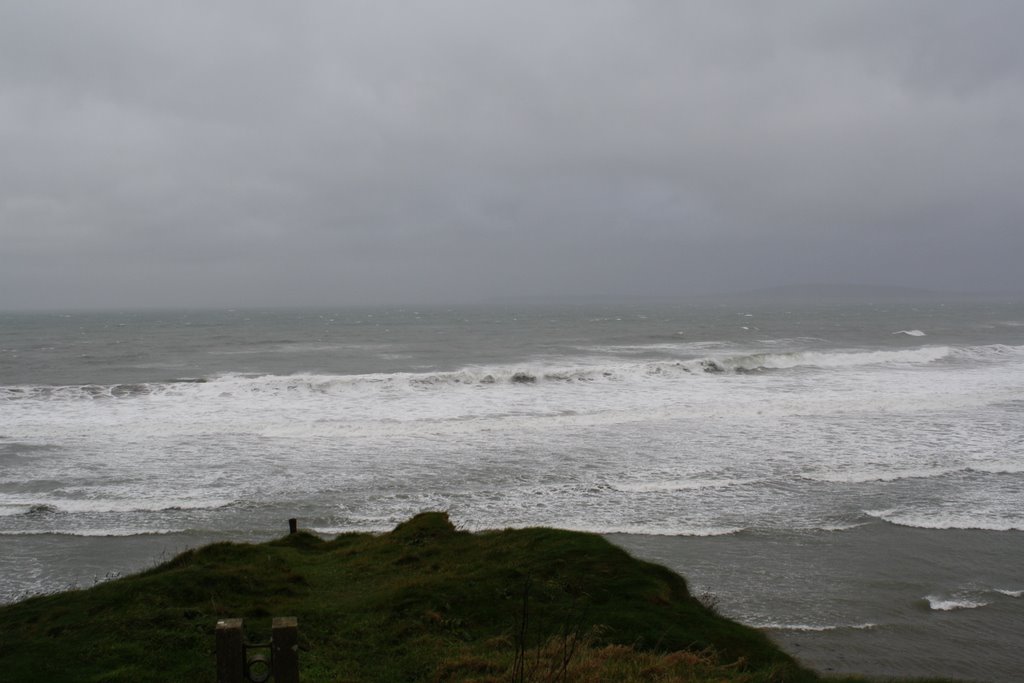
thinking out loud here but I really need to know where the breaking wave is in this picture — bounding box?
[4,343,1010,402]
[800,464,1024,484]
[923,595,990,611]
[0,498,237,515]
[690,346,952,373]
[610,478,762,493]
[865,509,1023,532]
[757,622,879,632]
[0,528,185,537]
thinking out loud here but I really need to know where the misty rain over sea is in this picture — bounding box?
[1,301,1022,681]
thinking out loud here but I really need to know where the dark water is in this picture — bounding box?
[612,525,1024,682]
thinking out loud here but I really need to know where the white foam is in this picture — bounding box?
[2,343,990,407]
[755,337,829,346]
[757,622,878,632]
[953,343,1024,362]
[692,346,953,373]
[815,521,871,532]
[801,467,965,484]
[0,528,183,537]
[612,478,760,493]
[893,330,926,336]
[866,509,1023,531]
[0,497,236,514]
[994,589,1023,598]
[925,595,990,611]
[4,335,1024,540]
[966,464,1024,476]
[575,342,737,354]
[539,522,746,537]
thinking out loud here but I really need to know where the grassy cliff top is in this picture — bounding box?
[0,513,955,682]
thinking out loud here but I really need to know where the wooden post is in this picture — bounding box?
[272,616,299,683]
[288,518,298,534]
[215,618,244,683]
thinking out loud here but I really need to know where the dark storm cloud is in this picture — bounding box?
[1,1,1022,309]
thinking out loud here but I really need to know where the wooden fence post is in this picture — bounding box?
[272,616,299,683]
[215,618,244,683]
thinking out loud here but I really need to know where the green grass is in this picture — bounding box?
[0,512,955,682]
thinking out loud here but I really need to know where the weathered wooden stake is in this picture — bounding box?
[272,616,300,683]
[288,518,298,534]
[215,618,244,683]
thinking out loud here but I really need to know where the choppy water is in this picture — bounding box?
[1,302,1022,680]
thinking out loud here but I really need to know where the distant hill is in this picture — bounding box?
[724,284,1009,304]
[478,284,1020,308]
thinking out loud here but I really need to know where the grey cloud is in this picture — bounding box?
[1,1,1022,309]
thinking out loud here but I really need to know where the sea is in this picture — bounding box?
[1,300,1022,681]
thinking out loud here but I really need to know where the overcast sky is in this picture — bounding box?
[1,1,1022,309]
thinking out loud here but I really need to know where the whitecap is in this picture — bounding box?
[965,464,1024,476]
[814,521,871,532]
[611,478,761,493]
[0,498,238,514]
[952,343,1024,362]
[0,528,184,537]
[754,337,829,346]
[758,622,877,632]
[564,523,746,538]
[865,509,1023,531]
[687,346,952,374]
[925,595,989,611]
[893,330,926,337]
[801,467,964,484]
